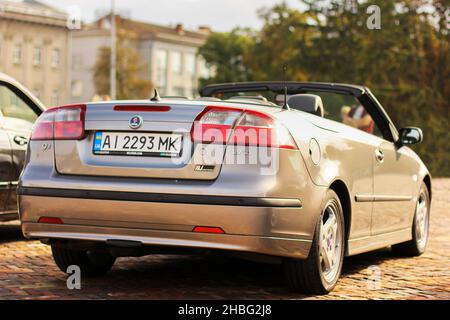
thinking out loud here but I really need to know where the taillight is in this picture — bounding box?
[54,105,86,140]
[191,107,242,144]
[30,108,57,140]
[230,110,276,147]
[114,105,171,112]
[31,104,86,141]
[38,217,64,224]
[191,106,298,150]
[192,226,225,234]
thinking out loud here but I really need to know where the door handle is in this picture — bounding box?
[375,149,384,162]
[13,135,29,146]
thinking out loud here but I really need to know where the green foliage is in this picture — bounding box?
[93,30,153,100]
[249,3,313,80]
[199,0,449,176]
[198,28,256,87]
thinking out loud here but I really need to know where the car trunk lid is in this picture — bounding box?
[54,101,227,180]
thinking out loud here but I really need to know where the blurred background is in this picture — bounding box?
[0,0,448,176]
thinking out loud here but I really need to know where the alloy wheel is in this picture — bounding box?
[319,201,343,283]
[415,191,429,250]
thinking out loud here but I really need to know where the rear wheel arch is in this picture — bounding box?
[329,180,351,253]
[284,188,345,294]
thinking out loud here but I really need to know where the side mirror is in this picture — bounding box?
[397,127,423,146]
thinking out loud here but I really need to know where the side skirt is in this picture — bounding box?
[346,228,412,256]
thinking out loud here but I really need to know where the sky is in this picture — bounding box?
[39,0,307,32]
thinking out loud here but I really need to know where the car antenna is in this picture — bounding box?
[150,88,160,101]
[281,64,290,110]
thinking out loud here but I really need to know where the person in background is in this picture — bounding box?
[341,104,374,134]
[91,94,111,102]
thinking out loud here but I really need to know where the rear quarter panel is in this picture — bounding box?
[275,110,381,239]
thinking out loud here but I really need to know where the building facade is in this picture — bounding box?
[0,0,70,106]
[70,15,212,103]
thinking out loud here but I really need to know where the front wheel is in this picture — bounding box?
[51,245,116,277]
[283,190,345,294]
[392,182,430,256]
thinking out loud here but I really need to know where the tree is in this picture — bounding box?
[198,28,256,86]
[197,0,449,176]
[301,0,450,176]
[93,30,153,100]
[250,3,317,81]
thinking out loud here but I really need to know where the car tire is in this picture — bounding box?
[51,245,116,276]
[283,189,345,294]
[392,182,430,257]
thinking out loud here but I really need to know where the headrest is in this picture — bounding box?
[287,94,324,117]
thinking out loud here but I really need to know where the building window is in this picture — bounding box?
[72,54,83,70]
[171,51,182,74]
[51,48,61,68]
[172,87,185,97]
[13,44,22,65]
[51,90,59,106]
[155,49,168,89]
[185,53,196,76]
[33,47,42,66]
[33,88,41,100]
[71,80,83,97]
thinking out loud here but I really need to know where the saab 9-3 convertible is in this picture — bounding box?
[18,82,431,294]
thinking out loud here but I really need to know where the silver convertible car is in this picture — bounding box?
[18,82,431,294]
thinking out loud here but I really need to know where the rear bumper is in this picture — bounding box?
[21,222,312,259]
[18,187,313,259]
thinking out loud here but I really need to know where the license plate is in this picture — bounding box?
[93,132,183,157]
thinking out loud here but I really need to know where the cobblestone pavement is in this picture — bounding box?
[0,179,449,300]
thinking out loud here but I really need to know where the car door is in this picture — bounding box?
[371,139,415,235]
[364,92,416,235]
[0,82,40,214]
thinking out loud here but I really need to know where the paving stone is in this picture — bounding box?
[0,178,449,300]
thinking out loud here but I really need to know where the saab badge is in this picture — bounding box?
[129,115,143,129]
